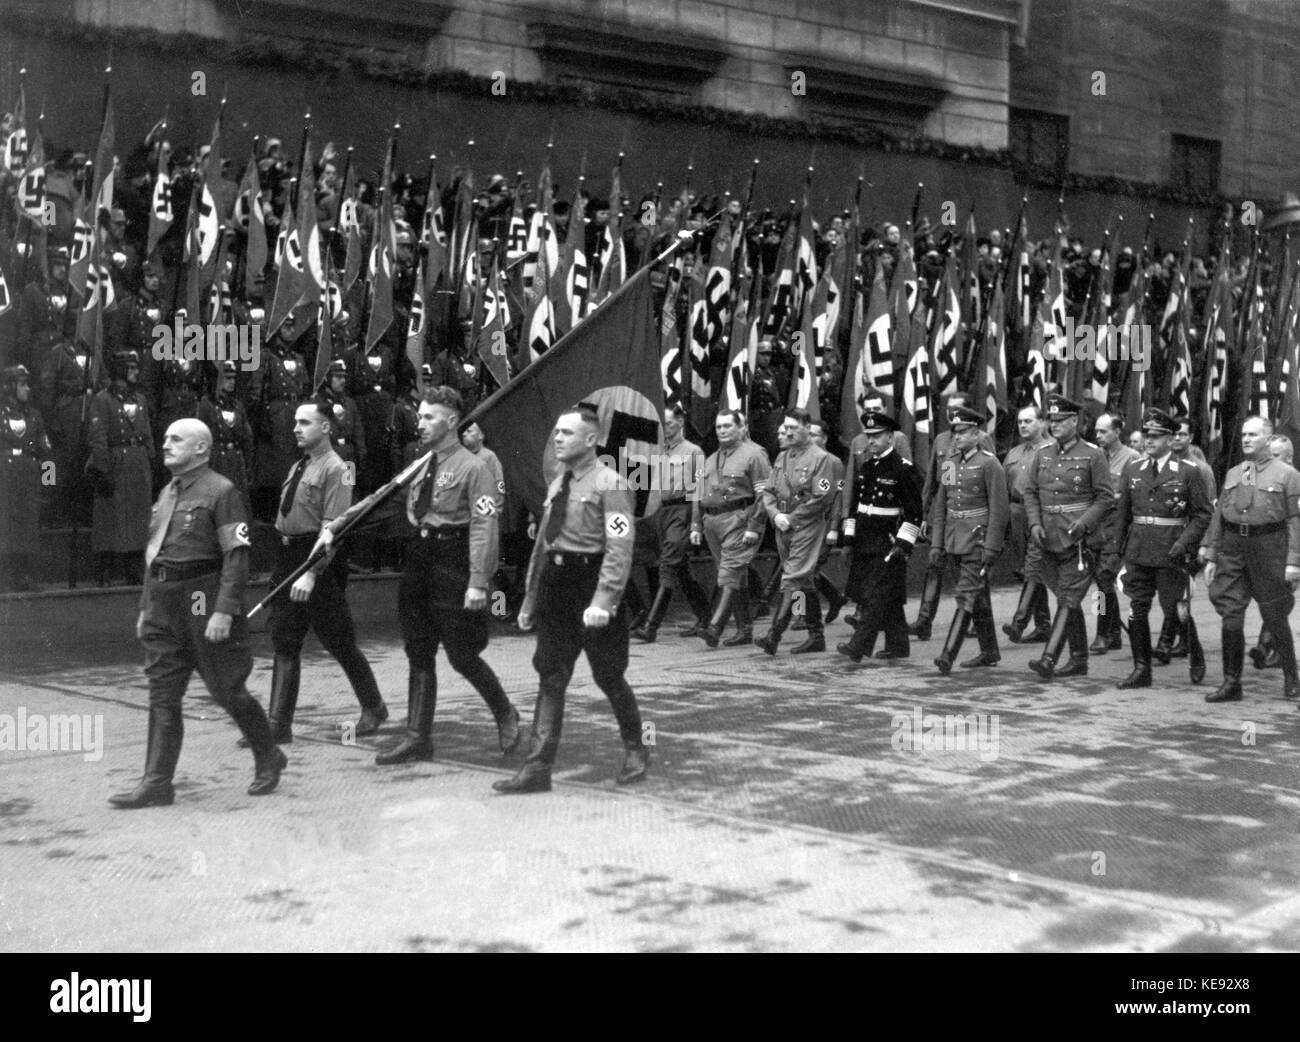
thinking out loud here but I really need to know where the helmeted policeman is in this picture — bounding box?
[256,400,388,745]
[196,361,254,515]
[110,418,286,807]
[1202,414,1300,703]
[86,350,154,585]
[836,411,924,662]
[631,403,711,643]
[688,408,772,647]
[494,403,649,794]
[0,365,52,591]
[1111,408,1212,689]
[928,405,1008,674]
[1023,393,1113,679]
[321,386,521,761]
[318,357,365,466]
[755,407,837,654]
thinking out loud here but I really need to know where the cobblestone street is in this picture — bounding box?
[3,586,1298,953]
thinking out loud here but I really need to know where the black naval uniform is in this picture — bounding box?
[110,463,285,807]
[837,440,924,662]
[494,455,648,793]
[1112,442,1212,689]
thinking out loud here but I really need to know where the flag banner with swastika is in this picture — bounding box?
[466,265,665,518]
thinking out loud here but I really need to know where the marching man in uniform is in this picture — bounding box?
[317,387,522,761]
[755,408,837,655]
[927,405,1008,675]
[1111,409,1212,690]
[494,403,650,794]
[688,409,772,648]
[1023,394,1113,680]
[1202,415,1300,704]
[258,400,388,745]
[836,412,924,662]
[110,419,286,807]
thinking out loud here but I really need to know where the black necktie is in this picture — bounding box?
[414,461,435,520]
[280,457,308,517]
[544,471,573,545]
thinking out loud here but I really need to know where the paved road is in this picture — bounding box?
[2,588,1299,952]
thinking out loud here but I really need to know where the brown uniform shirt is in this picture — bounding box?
[146,465,252,617]
[1205,456,1300,567]
[691,438,771,536]
[408,443,500,589]
[523,456,635,614]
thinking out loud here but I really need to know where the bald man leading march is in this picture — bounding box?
[109,418,287,808]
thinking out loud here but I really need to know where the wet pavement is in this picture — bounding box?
[2,585,1299,952]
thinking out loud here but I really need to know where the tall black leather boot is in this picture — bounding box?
[1186,616,1206,685]
[1055,607,1090,677]
[722,590,754,646]
[1028,584,1052,639]
[755,591,795,655]
[933,607,970,675]
[1266,614,1300,700]
[701,586,735,649]
[679,588,716,637]
[494,684,563,794]
[749,566,770,619]
[1003,580,1041,643]
[815,572,847,624]
[909,560,942,640]
[1206,628,1245,703]
[790,588,825,653]
[109,703,182,808]
[624,578,648,633]
[1154,614,1177,665]
[376,669,436,764]
[679,565,711,627]
[1106,591,1123,649]
[337,645,388,735]
[1029,606,1072,679]
[238,654,298,747]
[1089,597,1112,654]
[1118,616,1152,689]
[1249,629,1274,670]
[961,590,1001,668]
[631,586,672,643]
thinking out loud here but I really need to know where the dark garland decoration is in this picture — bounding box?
[3,11,1233,211]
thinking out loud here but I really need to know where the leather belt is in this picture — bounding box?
[858,504,901,516]
[110,438,147,447]
[1226,520,1285,537]
[947,508,989,519]
[279,533,316,546]
[702,497,754,516]
[548,550,604,566]
[419,523,468,540]
[1044,502,1089,514]
[1133,516,1185,527]
[150,560,219,582]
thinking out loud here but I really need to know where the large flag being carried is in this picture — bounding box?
[840,257,890,445]
[929,251,962,403]
[235,146,267,298]
[365,136,397,352]
[465,265,665,518]
[659,246,687,404]
[1200,260,1233,470]
[146,133,173,260]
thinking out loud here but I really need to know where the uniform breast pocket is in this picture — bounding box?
[176,501,205,532]
[434,478,462,506]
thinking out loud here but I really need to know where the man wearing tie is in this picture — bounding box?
[110,419,286,808]
[258,400,388,745]
[318,387,521,762]
[494,403,649,794]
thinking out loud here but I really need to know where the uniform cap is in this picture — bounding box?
[948,405,984,430]
[1141,408,1176,435]
[1046,393,1082,420]
[861,411,901,435]
[48,245,70,263]
[221,361,238,375]
[327,358,348,376]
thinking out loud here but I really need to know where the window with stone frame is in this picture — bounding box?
[1170,134,1221,196]
[1009,108,1069,182]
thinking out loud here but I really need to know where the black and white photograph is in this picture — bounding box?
[0,0,1297,984]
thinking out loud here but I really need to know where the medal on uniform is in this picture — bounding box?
[8,418,26,437]
[284,359,297,373]
[221,410,235,426]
